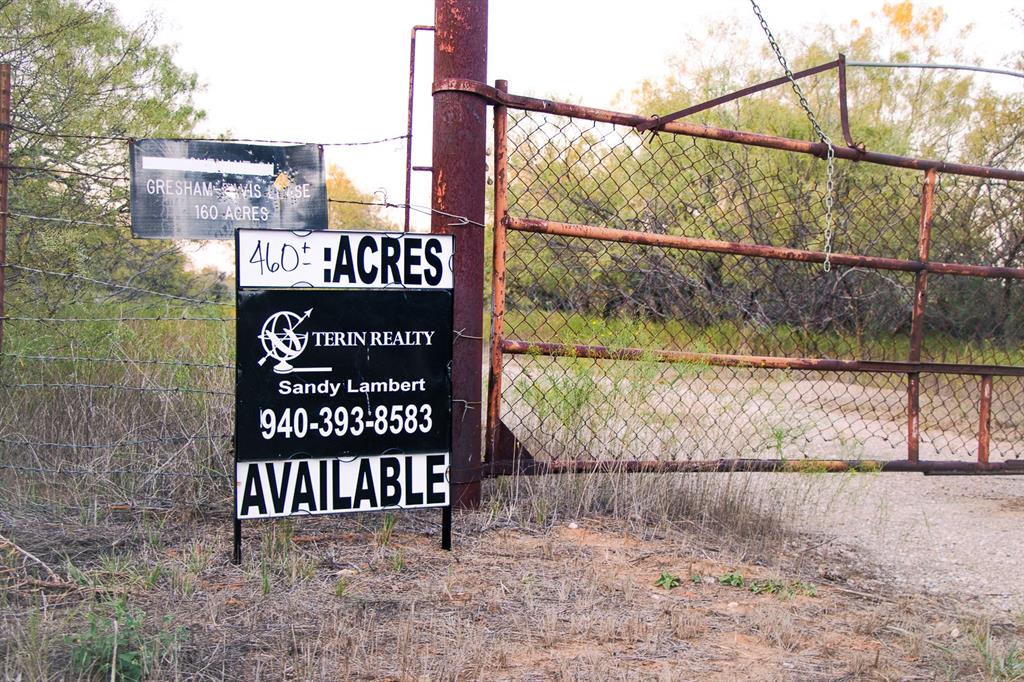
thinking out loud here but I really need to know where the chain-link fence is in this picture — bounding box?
[487,100,1024,472]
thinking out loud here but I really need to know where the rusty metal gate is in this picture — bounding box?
[436,76,1024,477]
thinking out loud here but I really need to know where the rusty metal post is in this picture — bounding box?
[431,0,487,509]
[907,168,936,461]
[0,64,10,358]
[404,25,435,232]
[977,375,992,464]
[485,80,508,464]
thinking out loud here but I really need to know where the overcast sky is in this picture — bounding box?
[108,0,1022,262]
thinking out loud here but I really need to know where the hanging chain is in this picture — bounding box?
[749,0,837,271]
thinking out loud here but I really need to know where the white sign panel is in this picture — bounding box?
[236,453,449,520]
[236,229,455,289]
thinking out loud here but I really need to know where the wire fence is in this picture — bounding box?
[490,104,1024,469]
[0,123,460,512]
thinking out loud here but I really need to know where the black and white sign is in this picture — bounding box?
[234,229,454,521]
[237,454,449,520]
[237,229,455,289]
[130,140,327,239]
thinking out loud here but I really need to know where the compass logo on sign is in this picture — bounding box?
[257,308,331,374]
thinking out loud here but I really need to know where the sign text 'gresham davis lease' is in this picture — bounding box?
[236,453,448,520]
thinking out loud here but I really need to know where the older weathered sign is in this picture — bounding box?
[130,140,327,238]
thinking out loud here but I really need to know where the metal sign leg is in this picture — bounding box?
[232,518,242,565]
[441,504,452,550]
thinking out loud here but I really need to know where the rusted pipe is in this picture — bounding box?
[405,25,435,232]
[485,80,509,466]
[907,374,920,462]
[909,170,937,360]
[635,59,843,132]
[837,54,859,148]
[504,215,1024,280]
[434,79,1024,183]
[484,458,1021,476]
[431,0,487,510]
[907,169,937,462]
[500,339,1024,378]
[977,375,993,464]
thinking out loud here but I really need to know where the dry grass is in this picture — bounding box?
[1,473,1022,681]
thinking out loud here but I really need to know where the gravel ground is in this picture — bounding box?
[791,472,1024,614]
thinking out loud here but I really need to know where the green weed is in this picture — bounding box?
[654,572,681,590]
[718,572,745,588]
[376,512,397,548]
[66,598,180,682]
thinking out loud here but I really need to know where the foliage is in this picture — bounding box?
[718,571,745,587]
[654,572,681,590]
[66,598,179,682]
[0,0,217,314]
[506,3,1024,355]
[326,164,395,230]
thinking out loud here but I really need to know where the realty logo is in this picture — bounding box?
[257,308,331,374]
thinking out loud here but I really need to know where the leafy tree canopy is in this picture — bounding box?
[1,0,211,311]
[506,2,1024,357]
[326,164,395,230]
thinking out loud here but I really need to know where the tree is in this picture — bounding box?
[325,164,394,230]
[0,0,210,312]
[506,2,1023,358]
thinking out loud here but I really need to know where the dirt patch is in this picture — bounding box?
[2,511,1020,680]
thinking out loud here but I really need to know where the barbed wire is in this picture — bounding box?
[329,197,486,228]
[7,123,409,147]
[1,352,234,370]
[0,434,231,449]
[4,314,233,323]
[0,463,231,479]
[6,211,126,229]
[0,381,232,396]
[0,263,233,306]
[7,164,129,182]
[9,200,486,233]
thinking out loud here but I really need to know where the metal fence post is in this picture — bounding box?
[431,0,487,509]
[907,168,936,461]
[977,375,992,464]
[404,25,435,233]
[0,63,11,358]
[485,80,508,466]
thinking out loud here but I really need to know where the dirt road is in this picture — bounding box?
[789,472,1024,613]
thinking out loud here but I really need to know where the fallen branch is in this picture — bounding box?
[0,532,62,583]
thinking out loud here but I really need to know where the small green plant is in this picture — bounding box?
[748,579,786,595]
[969,622,1024,680]
[334,576,350,597]
[64,559,91,587]
[144,565,163,589]
[654,572,681,590]
[260,560,271,595]
[746,578,818,597]
[67,598,178,682]
[691,573,703,585]
[790,581,818,597]
[718,572,745,588]
[376,512,397,548]
[390,551,406,573]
